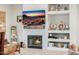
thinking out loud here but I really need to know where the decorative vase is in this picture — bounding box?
[65,25,69,30]
[58,21,65,30]
[51,24,57,30]
[49,43,53,47]
[50,6,55,11]
[64,36,68,39]
[56,4,61,11]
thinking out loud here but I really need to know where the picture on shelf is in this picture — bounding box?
[22,10,45,29]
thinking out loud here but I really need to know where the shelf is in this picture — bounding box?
[47,11,70,15]
[48,39,70,42]
[47,4,70,51]
[48,30,70,33]
[47,47,69,51]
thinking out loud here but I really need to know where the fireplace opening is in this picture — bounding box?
[28,35,42,49]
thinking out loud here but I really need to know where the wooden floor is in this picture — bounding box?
[16,48,68,55]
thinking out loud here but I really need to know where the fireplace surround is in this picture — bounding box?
[28,35,42,49]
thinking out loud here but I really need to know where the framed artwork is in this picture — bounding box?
[17,15,22,22]
[11,26,17,42]
[22,10,45,29]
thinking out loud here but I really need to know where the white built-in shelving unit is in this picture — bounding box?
[46,4,71,51]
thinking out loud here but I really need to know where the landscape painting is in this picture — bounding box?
[22,10,45,29]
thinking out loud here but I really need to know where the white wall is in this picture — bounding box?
[70,5,79,46]
[12,4,79,49]
[10,4,23,42]
[76,5,79,46]
[12,4,47,49]
[69,5,78,45]
[23,4,46,11]
[23,4,47,49]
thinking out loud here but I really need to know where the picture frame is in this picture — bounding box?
[11,26,17,42]
[17,15,22,22]
[22,10,45,29]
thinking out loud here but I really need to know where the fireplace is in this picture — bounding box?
[28,35,42,49]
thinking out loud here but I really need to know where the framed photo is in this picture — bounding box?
[11,26,17,42]
[22,10,45,29]
[17,15,22,22]
[11,26,17,36]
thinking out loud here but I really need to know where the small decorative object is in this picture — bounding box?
[64,36,68,39]
[64,7,68,10]
[58,21,65,30]
[52,36,58,39]
[49,43,53,47]
[56,4,61,11]
[64,44,67,48]
[17,15,22,22]
[60,7,65,11]
[12,35,17,41]
[58,43,61,48]
[52,43,54,46]
[20,42,24,47]
[61,43,64,48]
[49,33,52,36]
[51,24,57,30]
[50,6,55,11]
[54,42,58,47]
[65,25,69,30]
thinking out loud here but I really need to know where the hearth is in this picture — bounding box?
[28,35,42,49]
